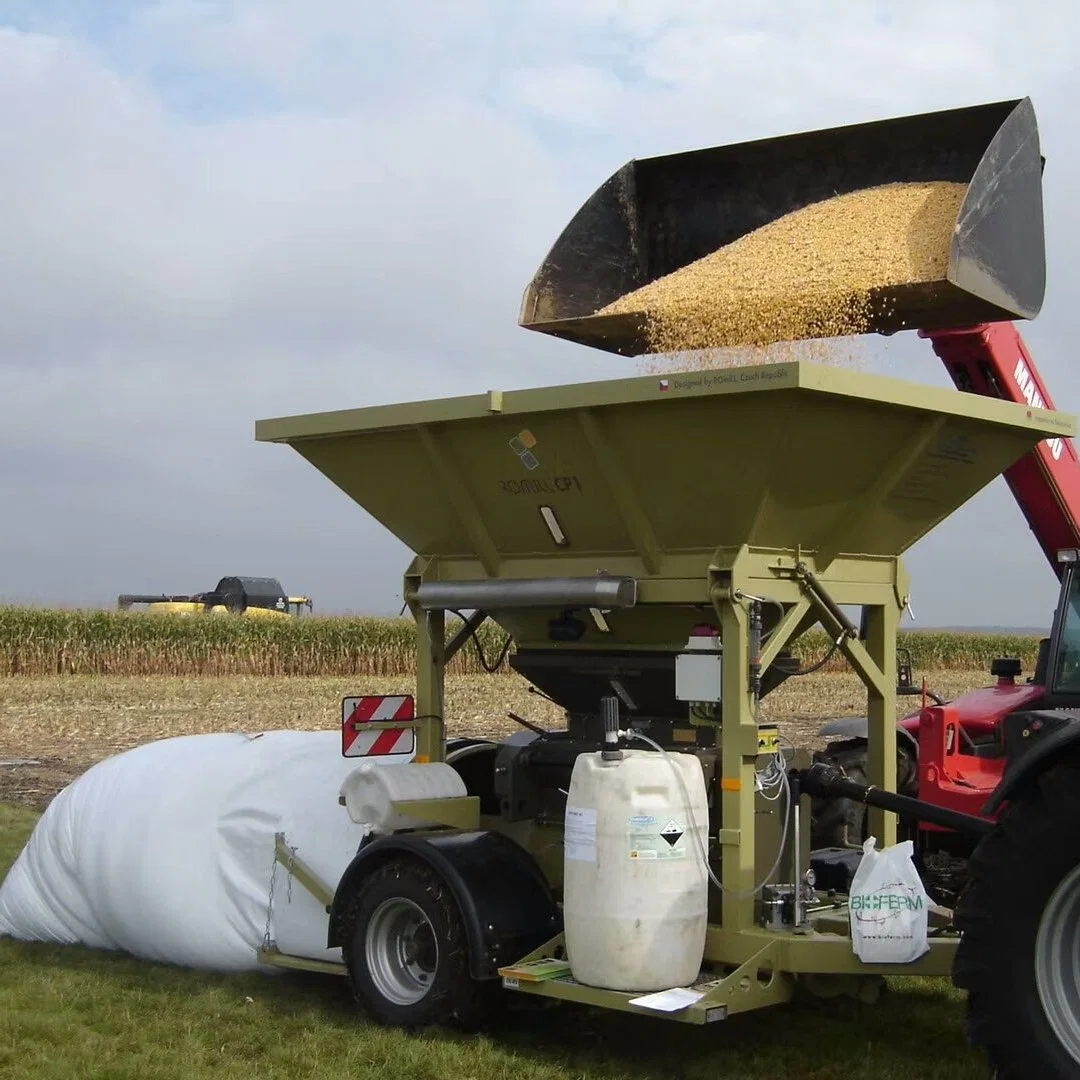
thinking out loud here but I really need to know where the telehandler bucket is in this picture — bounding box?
[518,98,1045,356]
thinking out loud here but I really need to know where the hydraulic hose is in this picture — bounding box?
[799,761,994,837]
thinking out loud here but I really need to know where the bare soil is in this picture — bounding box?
[0,670,992,811]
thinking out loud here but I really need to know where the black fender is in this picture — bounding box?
[445,737,495,754]
[816,715,919,757]
[982,710,1080,815]
[328,829,562,980]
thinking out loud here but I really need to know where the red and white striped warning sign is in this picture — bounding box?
[341,695,416,759]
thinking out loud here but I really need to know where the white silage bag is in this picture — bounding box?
[0,730,409,971]
[848,837,930,964]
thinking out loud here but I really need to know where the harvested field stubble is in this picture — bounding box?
[0,669,993,811]
[600,181,967,368]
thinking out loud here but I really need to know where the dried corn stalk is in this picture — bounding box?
[599,180,966,373]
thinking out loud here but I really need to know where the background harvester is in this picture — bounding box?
[117,575,313,619]
[254,97,1080,1079]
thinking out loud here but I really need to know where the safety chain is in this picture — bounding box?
[285,838,296,904]
[262,831,299,951]
[262,854,277,951]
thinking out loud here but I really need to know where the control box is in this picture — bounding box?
[675,625,723,703]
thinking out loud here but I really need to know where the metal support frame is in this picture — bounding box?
[256,832,349,976]
[368,543,952,1018]
[252,543,954,1009]
[407,569,447,764]
[500,931,790,1023]
[704,544,905,936]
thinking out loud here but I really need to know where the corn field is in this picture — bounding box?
[0,606,1043,677]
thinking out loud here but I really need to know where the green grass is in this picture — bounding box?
[0,605,1044,678]
[0,803,989,1080]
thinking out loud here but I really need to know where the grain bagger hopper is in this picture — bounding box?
[255,98,1080,1080]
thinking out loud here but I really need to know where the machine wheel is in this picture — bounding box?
[340,856,500,1031]
[809,737,918,850]
[953,754,1080,1079]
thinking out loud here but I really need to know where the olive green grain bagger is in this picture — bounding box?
[518,98,1045,356]
[254,363,1071,1024]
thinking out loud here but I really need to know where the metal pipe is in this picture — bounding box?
[411,577,637,611]
[800,762,994,837]
[794,563,858,638]
[601,695,623,760]
[790,771,804,927]
[117,593,192,606]
[748,598,762,699]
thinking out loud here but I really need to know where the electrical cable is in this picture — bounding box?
[449,609,513,673]
[788,630,845,677]
[619,729,793,900]
[733,591,785,644]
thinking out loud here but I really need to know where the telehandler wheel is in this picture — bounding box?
[340,856,501,1032]
[809,738,918,850]
[953,754,1080,1080]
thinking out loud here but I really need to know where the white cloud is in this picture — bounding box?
[0,2,1078,624]
[506,64,627,130]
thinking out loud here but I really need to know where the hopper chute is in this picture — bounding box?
[518,98,1045,356]
[256,362,1070,613]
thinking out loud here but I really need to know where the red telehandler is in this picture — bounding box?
[810,319,1080,908]
[508,93,1080,1079]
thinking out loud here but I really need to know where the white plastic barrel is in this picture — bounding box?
[339,761,467,833]
[562,748,709,992]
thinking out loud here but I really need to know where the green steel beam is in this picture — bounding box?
[273,833,335,910]
[257,947,348,977]
[716,594,760,931]
[389,797,481,831]
[861,601,899,845]
[758,596,811,671]
[703,926,958,976]
[408,587,446,764]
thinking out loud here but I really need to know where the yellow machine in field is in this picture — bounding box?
[117,576,312,619]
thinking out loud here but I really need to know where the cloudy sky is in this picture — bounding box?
[0,1,1077,628]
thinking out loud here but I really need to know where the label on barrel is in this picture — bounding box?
[627,813,687,860]
[564,806,597,862]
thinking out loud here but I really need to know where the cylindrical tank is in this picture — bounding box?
[338,762,467,833]
[562,747,709,992]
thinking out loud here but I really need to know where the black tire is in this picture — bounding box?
[339,856,502,1031]
[953,754,1080,1079]
[809,737,918,850]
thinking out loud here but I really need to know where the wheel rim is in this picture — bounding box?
[365,897,439,1006]
[1035,861,1080,1065]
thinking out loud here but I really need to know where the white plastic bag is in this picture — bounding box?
[848,836,930,964]
[0,730,417,971]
